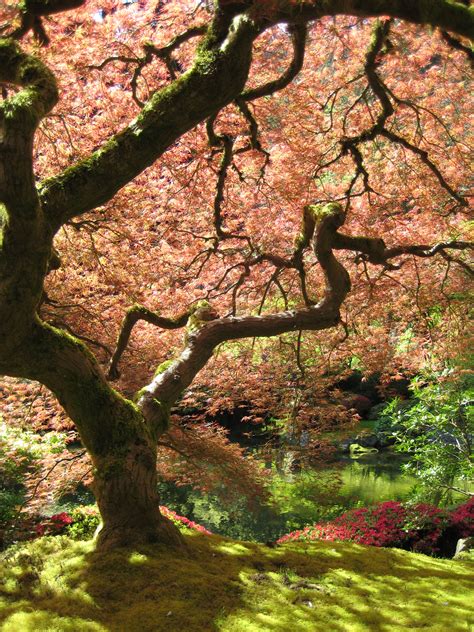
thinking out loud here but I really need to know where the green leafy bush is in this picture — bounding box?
[383,368,473,504]
[65,506,101,540]
[0,421,42,542]
[0,420,69,547]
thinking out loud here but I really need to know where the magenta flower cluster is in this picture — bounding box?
[450,497,474,537]
[35,512,73,536]
[159,505,212,535]
[35,506,212,538]
[277,498,474,555]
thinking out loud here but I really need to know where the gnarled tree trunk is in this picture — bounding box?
[4,320,185,549]
[92,442,184,551]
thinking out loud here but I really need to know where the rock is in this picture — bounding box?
[355,433,379,448]
[342,393,373,417]
[350,443,378,456]
[454,537,474,559]
[340,430,397,452]
[376,432,396,448]
[340,439,354,453]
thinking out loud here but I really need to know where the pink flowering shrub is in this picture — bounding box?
[35,512,73,536]
[277,501,451,555]
[160,506,212,535]
[450,497,474,538]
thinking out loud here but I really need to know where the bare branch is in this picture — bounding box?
[334,233,474,274]
[88,26,207,107]
[381,129,467,206]
[241,23,307,101]
[323,19,464,207]
[213,134,234,239]
[441,30,474,65]
[136,203,350,412]
[5,0,86,45]
[108,304,191,380]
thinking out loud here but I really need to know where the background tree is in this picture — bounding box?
[385,368,473,504]
[0,0,472,550]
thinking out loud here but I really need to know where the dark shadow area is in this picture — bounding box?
[1,534,473,631]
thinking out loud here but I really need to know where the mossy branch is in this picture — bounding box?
[264,0,474,40]
[0,38,58,127]
[138,203,350,408]
[108,305,193,380]
[35,1,472,234]
[38,16,258,234]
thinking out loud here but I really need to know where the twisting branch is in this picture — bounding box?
[380,129,467,205]
[241,23,307,101]
[234,98,271,177]
[441,31,474,65]
[212,134,234,238]
[88,25,207,107]
[206,112,259,243]
[261,0,474,41]
[291,204,320,305]
[108,304,192,380]
[3,0,85,45]
[339,19,393,194]
[136,203,350,418]
[439,0,473,64]
[133,197,472,424]
[333,233,474,275]
[438,250,473,277]
[318,18,466,207]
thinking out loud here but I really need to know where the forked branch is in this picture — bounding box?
[136,203,350,413]
[241,23,307,102]
[135,201,472,420]
[108,305,192,379]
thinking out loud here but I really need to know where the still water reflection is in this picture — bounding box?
[338,451,416,504]
[159,448,417,543]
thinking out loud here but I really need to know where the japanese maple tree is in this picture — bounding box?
[0,0,472,550]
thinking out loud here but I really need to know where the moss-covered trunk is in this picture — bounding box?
[93,441,184,551]
[2,319,184,551]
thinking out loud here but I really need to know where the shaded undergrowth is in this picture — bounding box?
[1,532,473,631]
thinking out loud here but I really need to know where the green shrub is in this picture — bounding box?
[65,506,101,540]
[383,368,473,504]
[0,420,69,547]
[0,421,42,538]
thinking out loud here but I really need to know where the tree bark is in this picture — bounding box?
[2,319,184,550]
[93,442,184,551]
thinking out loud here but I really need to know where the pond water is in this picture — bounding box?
[158,446,417,543]
[338,451,416,504]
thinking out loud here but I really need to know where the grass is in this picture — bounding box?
[1,531,473,631]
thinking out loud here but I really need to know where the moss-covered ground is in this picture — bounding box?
[1,532,473,631]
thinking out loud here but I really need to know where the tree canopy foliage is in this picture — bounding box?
[0,0,472,549]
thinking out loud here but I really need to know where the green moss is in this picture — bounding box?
[134,388,170,438]
[186,300,215,338]
[307,202,342,221]
[0,38,58,125]
[1,533,472,631]
[153,359,175,378]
